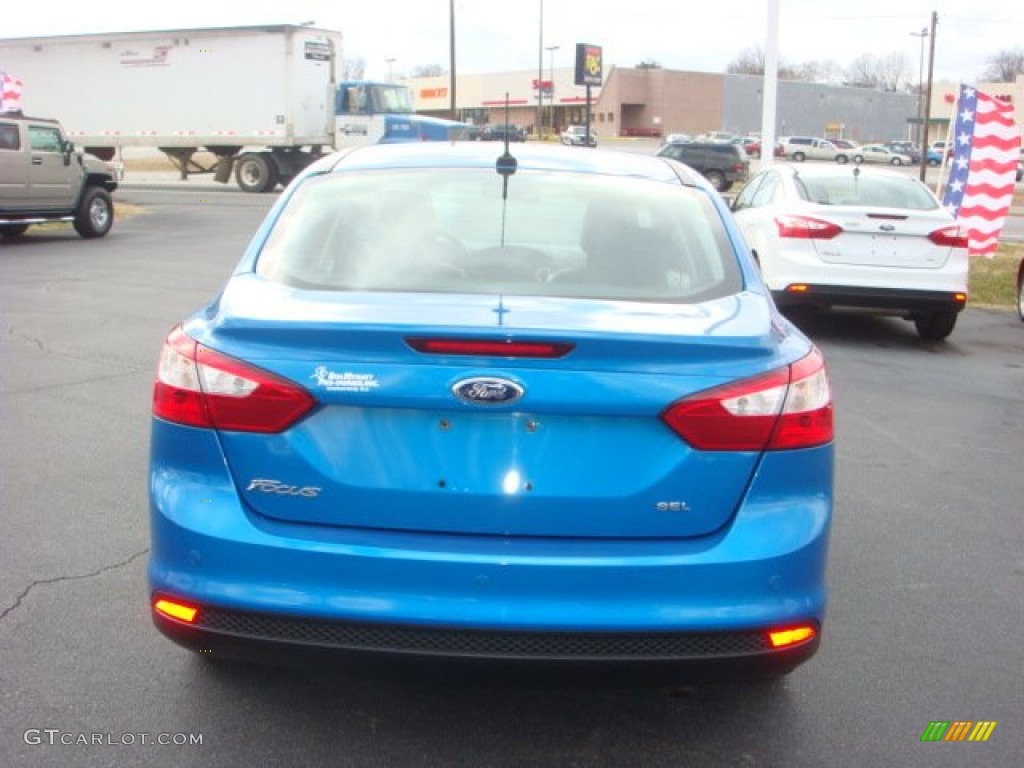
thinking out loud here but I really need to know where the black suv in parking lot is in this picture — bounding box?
[656,141,749,192]
[480,124,527,142]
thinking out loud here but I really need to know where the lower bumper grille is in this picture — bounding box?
[194,606,776,660]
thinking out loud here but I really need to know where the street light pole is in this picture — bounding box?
[537,0,544,140]
[385,58,396,82]
[918,12,938,183]
[546,45,559,139]
[910,28,928,146]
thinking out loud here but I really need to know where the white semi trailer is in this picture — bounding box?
[0,25,453,192]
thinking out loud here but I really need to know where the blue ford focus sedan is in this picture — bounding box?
[149,142,833,679]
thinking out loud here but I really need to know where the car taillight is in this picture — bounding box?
[152,325,315,433]
[927,225,969,249]
[660,348,833,451]
[775,215,842,240]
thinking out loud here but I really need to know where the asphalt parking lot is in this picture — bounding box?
[1,179,1022,768]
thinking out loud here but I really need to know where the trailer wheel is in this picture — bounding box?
[235,154,279,193]
[73,187,114,238]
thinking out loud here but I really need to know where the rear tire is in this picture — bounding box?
[914,311,958,340]
[835,155,849,164]
[0,224,30,239]
[73,187,114,238]
[1016,261,1024,322]
[235,153,279,193]
[853,155,864,164]
[792,152,806,162]
[704,170,727,192]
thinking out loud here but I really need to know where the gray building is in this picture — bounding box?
[723,74,915,142]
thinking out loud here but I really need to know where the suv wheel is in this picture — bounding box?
[73,187,114,238]
[835,155,849,164]
[0,224,30,239]
[914,311,958,341]
[704,170,727,192]
[792,152,806,162]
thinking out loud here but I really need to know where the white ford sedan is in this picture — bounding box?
[731,164,968,340]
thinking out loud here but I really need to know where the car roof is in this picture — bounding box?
[323,141,686,183]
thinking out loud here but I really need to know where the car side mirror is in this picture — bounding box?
[62,139,75,165]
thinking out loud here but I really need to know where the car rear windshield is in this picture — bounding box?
[255,168,742,303]
[795,173,939,210]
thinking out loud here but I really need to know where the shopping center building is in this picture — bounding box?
[405,66,1023,145]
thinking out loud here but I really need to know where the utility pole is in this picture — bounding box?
[910,28,928,145]
[449,0,457,121]
[918,11,938,183]
[537,0,544,138]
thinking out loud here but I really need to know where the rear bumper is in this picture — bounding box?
[148,420,833,675]
[772,284,967,314]
[153,605,820,679]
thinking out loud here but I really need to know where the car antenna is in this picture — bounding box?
[494,93,517,246]
[495,93,517,198]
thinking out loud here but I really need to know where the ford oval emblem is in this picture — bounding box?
[452,377,524,405]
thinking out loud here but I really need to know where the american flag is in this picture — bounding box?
[941,84,1020,257]
[1,71,24,112]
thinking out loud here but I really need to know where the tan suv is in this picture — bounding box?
[0,113,117,239]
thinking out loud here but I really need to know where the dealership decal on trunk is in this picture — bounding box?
[310,367,380,393]
[452,377,524,405]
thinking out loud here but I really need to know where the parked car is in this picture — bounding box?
[662,132,692,145]
[481,124,527,142]
[930,140,955,160]
[744,140,784,160]
[560,125,597,146]
[0,112,117,239]
[731,163,968,340]
[148,142,833,679]
[852,145,914,165]
[655,141,749,192]
[779,136,850,163]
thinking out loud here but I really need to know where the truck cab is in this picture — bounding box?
[0,112,117,238]
[335,81,469,145]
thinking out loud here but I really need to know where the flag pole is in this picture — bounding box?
[934,90,958,198]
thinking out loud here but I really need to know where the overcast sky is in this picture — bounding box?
[2,1,1021,84]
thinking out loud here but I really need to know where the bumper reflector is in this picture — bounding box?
[154,598,199,624]
[768,625,816,649]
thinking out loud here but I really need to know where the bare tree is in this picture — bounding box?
[846,53,879,88]
[342,56,366,80]
[727,45,767,75]
[636,60,662,70]
[875,52,911,92]
[981,48,1024,82]
[726,44,801,80]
